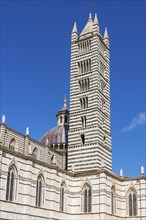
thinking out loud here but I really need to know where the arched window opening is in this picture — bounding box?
[82,80,84,91]
[83,185,92,213]
[78,44,81,53]
[128,190,137,216]
[60,144,63,150]
[88,59,91,72]
[78,59,91,74]
[84,61,86,73]
[55,144,58,150]
[81,116,86,129]
[100,62,105,76]
[51,155,54,162]
[80,97,88,109]
[83,98,86,109]
[81,43,82,53]
[60,183,66,212]
[9,138,16,150]
[65,115,68,124]
[103,136,106,145]
[101,81,106,93]
[78,63,80,74]
[81,117,84,128]
[84,80,87,90]
[84,117,86,128]
[79,41,90,54]
[36,175,44,207]
[85,97,88,108]
[51,154,57,164]
[101,99,105,112]
[80,98,83,110]
[60,187,64,211]
[133,193,137,216]
[88,41,90,51]
[60,116,62,123]
[50,144,53,149]
[81,134,85,145]
[79,81,81,91]
[87,78,90,89]
[6,165,17,201]
[129,194,132,216]
[32,147,38,158]
[87,61,89,72]
[81,62,83,73]
[111,186,116,214]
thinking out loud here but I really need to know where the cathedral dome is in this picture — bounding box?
[40,125,69,146]
[40,98,69,149]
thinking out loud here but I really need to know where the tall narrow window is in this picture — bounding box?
[100,62,105,77]
[81,116,86,129]
[128,189,137,216]
[84,116,86,128]
[85,97,88,108]
[101,99,105,112]
[101,81,106,93]
[88,188,91,212]
[60,182,66,212]
[60,187,64,211]
[80,98,83,109]
[83,98,86,109]
[6,165,17,201]
[81,117,84,128]
[111,186,116,214]
[65,115,68,123]
[36,175,44,207]
[133,193,137,216]
[60,116,62,123]
[79,81,81,91]
[84,189,87,212]
[83,185,92,213]
[129,194,132,216]
[81,134,85,145]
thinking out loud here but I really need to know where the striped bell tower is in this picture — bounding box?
[68,13,112,172]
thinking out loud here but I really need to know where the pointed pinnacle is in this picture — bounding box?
[72,22,78,33]
[94,13,99,24]
[64,95,67,108]
[104,27,109,39]
[88,13,92,21]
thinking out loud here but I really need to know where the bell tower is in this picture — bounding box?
[68,14,112,172]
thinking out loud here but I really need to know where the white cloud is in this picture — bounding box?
[121,112,146,132]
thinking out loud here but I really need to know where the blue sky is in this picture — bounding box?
[1,0,145,177]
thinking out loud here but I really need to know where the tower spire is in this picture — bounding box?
[104,27,109,39]
[94,13,99,24]
[89,13,92,20]
[71,22,78,42]
[103,27,109,48]
[93,13,99,34]
[72,22,78,33]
